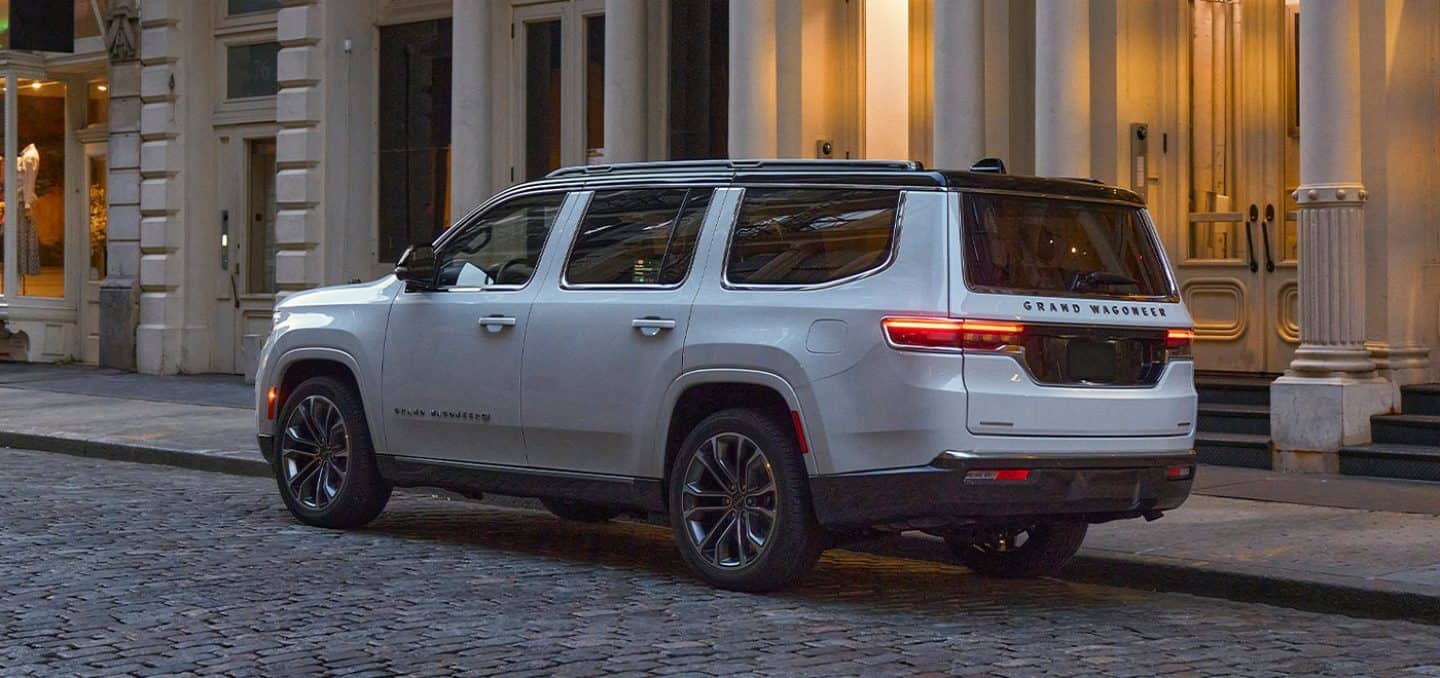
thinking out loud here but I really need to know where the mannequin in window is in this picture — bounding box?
[17,143,41,286]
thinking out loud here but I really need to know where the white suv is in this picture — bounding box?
[255,160,1197,591]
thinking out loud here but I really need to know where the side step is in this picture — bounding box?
[1339,444,1440,483]
[1195,432,1272,469]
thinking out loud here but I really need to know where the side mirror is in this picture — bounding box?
[395,244,437,290]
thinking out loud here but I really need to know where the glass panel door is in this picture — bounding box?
[524,18,563,180]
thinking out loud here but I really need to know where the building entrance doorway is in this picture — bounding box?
[511,0,605,181]
[1178,0,1300,374]
[213,134,277,377]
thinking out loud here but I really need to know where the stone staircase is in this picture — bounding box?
[1340,384,1440,482]
[1195,374,1275,469]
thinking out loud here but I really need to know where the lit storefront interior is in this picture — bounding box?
[0,1,108,362]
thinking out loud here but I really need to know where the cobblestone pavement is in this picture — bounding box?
[4,449,1439,677]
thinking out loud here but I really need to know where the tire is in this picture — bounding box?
[273,376,392,529]
[541,498,622,523]
[947,521,1088,578]
[668,408,825,592]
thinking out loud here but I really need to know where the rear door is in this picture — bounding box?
[521,187,719,475]
[951,191,1196,438]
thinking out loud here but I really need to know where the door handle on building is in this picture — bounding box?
[1261,203,1276,273]
[632,317,676,337]
[1244,204,1259,273]
[478,315,517,333]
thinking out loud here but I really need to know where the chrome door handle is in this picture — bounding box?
[632,318,676,337]
[478,315,517,333]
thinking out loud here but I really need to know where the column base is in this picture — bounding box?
[98,278,139,371]
[1270,375,1394,468]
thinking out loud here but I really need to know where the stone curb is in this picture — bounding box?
[4,430,1437,625]
[0,431,269,479]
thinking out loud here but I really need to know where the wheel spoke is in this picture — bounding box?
[693,446,734,489]
[683,505,728,521]
[288,457,321,493]
[734,511,749,566]
[682,483,728,501]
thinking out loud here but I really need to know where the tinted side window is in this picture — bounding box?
[436,193,566,288]
[726,189,899,285]
[565,189,713,285]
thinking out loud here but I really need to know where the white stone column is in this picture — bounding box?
[451,0,493,216]
[932,0,984,170]
[274,0,324,297]
[1033,0,1090,177]
[603,0,647,163]
[729,0,777,158]
[135,0,187,374]
[1270,0,1392,470]
[100,2,143,369]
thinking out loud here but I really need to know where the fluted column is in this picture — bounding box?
[1034,0,1089,177]
[451,0,493,215]
[729,0,777,158]
[1270,0,1391,470]
[932,0,984,170]
[603,0,647,162]
[1288,0,1371,377]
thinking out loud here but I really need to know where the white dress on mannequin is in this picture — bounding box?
[17,143,40,277]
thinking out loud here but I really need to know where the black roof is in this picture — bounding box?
[540,159,1144,204]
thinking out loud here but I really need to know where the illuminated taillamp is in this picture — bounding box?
[882,317,1025,352]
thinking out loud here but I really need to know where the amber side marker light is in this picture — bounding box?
[267,387,279,420]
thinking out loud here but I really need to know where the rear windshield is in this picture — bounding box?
[962,193,1174,299]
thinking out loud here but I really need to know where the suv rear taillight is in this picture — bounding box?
[1165,328,1195,360]
[882,317,1024,352]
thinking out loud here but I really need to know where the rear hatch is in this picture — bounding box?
[952,190,1195,438]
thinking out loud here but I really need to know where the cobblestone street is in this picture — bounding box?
[4,448,1439,677]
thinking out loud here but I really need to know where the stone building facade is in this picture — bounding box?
[0,0,1435,467]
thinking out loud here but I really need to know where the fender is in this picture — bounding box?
[265,346,390,454]
[649,368,828,478]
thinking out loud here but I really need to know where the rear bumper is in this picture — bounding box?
[809,451,1195,528]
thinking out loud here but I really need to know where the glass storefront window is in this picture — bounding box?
[88,154,106,281]
[584,15,604,157]
[87,80,108,127]
[0,79,5,296]
[76,0,108,39]
[17,79,66,298]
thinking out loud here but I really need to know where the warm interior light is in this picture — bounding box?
[29,81,41,90]
[96,84,108,92]
[882,317,1024,351]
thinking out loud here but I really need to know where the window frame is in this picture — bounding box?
[956,189,1182,303]
[429,189,573,294]
[559,187,716,291]
[720,185,908,291]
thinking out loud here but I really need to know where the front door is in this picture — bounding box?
[522,187,719,475]
[1176,0,1299,374]
[215,134,279,376]
[79,145,107,364]
[380,191,573,467]
[511,0,605,181]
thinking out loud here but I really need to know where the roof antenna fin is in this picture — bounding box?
[970,158,1007,174]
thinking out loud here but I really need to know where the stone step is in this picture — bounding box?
[1195,432,1272,470]
[1338,443,1440,483]
[1197,403,1271,437]
[1370,414,1440,447]
[1195,376,1272,407]
[1401,384,1440,417]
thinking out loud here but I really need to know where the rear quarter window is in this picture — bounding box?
[962,193,1174,299]
[726,188,899,286]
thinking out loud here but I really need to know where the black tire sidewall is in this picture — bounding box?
[668,408,823,592]
[273,376,391,529]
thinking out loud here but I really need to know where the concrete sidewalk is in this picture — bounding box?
[3,362,1438,623]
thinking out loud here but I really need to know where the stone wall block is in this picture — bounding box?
[275,168,321,207]
[139,253,181,291]
[277,46,321,86]
[110,135,142,171]
[139,26,181,62]
[108,173,142,209]
[275,250,320,288]
[276,5,323,45]
[274,208,321,246]
[139,65,176,100]
[139,139,182,176]
[109,97,142,131]
[105,241,142,278]
[139,102,178,138]
[139,177,182,215]
[275,127,321,166]
[276,86,322,125]
[139,215,181,250]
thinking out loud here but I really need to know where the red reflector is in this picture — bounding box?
[882,317,1024,351]
[1166,465,1193,480]
[267,387,278,420]
[790,411,809,454]
[965,469,1031,482]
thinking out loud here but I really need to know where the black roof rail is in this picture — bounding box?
[546,159,925,179]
